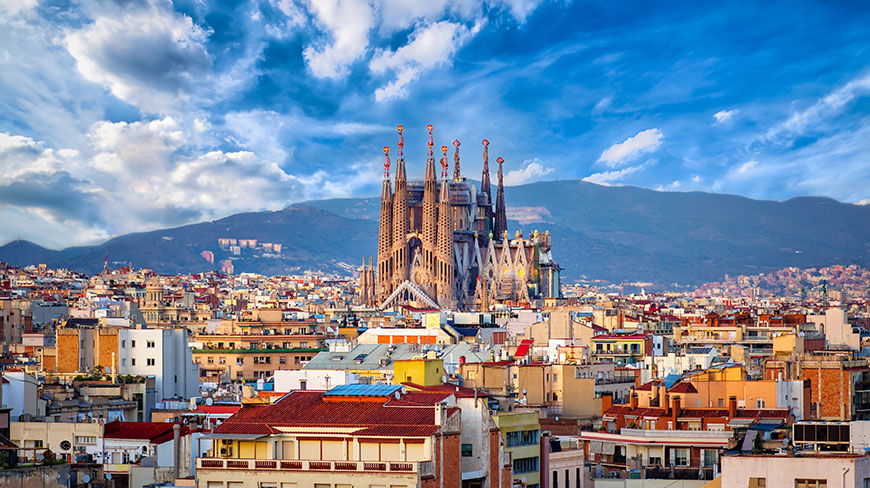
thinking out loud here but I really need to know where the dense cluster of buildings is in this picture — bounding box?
[3,254,870,488]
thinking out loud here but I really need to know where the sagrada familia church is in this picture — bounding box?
[357,125,561,311]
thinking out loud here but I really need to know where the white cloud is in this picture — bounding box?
[370,20,483,101]
[856,199,870,205]
[583,160,653,186]
[597,128,663,168]
[503,158,555,185]
[0,114,385,247]
[765,72,870,143]
[498,0,544,22]
[64,2,213,113]
[0,0,37,17]
[302,0,375,79]
[691,174,702,183]
[713,109,738,124]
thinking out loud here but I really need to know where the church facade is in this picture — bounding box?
[357,125,561,311]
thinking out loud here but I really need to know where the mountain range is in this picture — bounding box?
[2,180,869,287]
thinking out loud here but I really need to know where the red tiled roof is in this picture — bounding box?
[403,382,489,399]
[669,382,698,394]
[635,380,661,391]
[192,405,242,415]
[213,390,449,437]
[605,406,667,417]
[104,421,190,443]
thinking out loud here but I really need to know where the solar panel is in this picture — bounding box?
[323,384,402,397]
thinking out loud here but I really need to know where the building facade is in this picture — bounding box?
[359,125,561,311]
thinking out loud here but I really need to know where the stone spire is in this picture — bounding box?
[436,145,455,308]
[391,125,410,287]
[453,140,461,181]
[376,145,393,302]
[481,139,491,201]
[494,156,508,241]
[421,124,438,293]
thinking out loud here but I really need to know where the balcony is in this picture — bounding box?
[197,458,433,476]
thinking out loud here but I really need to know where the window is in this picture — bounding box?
[461,444,473,457]
[131,358,136,366]
[718,398,724,407]
[576,468,580,488]
[280,357,286,364]
[795,481,826,488]
[299,380,307,390]
[553,374,558,382]
[512,456,538,474]
[121,340,126,348]
[702,449,718,467]
[131,340,136,347]
[671,448,689,466]
[147,358,155,366]
[756,398,766,408]
[147,340,155,348]
[553,470,558,488]
[33,440,43,448]
[648,456,662,466]
[506,430,539,447]
[121,358,126,366]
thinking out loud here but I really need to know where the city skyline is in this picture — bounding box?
[2,0,870,249]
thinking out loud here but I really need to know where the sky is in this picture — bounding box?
[1,0,870,249]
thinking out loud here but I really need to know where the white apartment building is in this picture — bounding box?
[721,453,870,488]
[117,328,199,401]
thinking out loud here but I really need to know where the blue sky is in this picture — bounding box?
[1,0,869,248]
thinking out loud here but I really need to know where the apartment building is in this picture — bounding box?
[720,453,870,488]
[196,384,511,488]
[493,410,541,488]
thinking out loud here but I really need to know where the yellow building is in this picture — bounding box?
[494,411,540,488]
[11,421,102,463]
[589,333,650,364]
[393,358,445,386]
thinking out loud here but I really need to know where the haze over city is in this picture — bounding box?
[2,0,870,249]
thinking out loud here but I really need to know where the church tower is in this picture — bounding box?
[436,146,455,308]
[376,144,394,302]
[420,124,438,294]
[494,156,508,240]
[391,126,410,288]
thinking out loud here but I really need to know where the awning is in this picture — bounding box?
[727,418,755,428]
[198,433,266,440]
[600,442,616,455]
[514,339,533,358]
[752,423,783,432]
[589,441,602,453]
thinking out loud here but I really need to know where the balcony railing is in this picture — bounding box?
[197,458,432,475]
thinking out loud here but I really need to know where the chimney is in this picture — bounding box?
[601,392,613,414]
[728,396,737,418]
[173,423,181,479]
[630,391,638,409]
[671,396,681,427]
[434,403,445,426]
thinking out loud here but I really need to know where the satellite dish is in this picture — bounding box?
[60,440,71,451]
[106,473,112,480]
[205,398,214,406]
[441,375,447,384]
[82,475,91,484]
[394,391,401,399]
